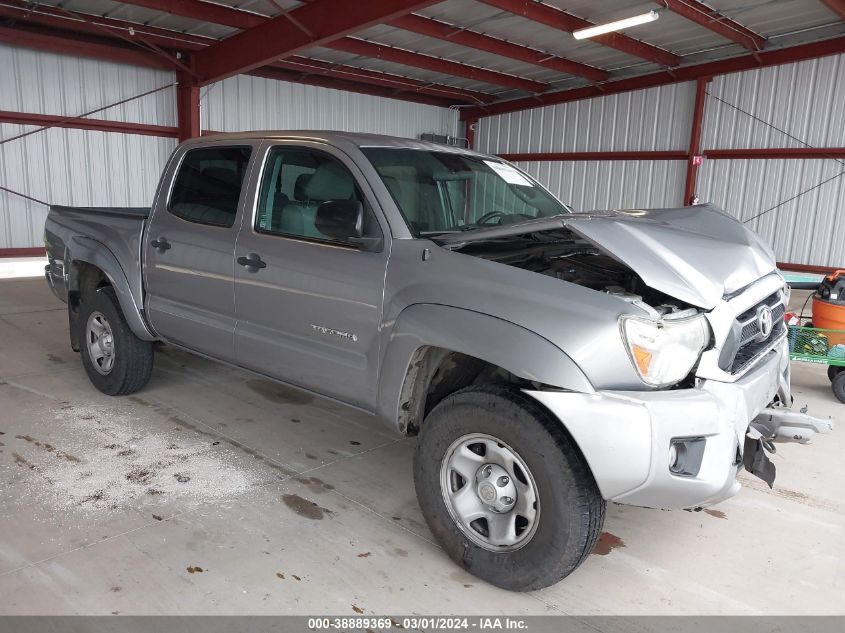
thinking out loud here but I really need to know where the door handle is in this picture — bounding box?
[237,254,267,271]
[150,237,171,252]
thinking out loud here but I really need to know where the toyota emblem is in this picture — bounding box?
[757,305,774,339]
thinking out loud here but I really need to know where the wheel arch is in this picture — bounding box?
[66,236,155,346]
[376,304,593,434]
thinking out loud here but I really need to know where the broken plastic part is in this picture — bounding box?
[743,436,776,488]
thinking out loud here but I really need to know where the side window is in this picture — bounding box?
[169,146,252,227]
[255,147,382,245]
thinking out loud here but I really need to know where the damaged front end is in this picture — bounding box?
[440,205,834,506]
[744,404,834,488]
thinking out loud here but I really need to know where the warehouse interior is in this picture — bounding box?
[1,0,844,621]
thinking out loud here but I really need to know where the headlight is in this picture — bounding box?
[620,314,710,387]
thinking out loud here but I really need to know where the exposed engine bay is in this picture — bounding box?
[456,229,700,319]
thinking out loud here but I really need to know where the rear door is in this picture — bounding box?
[144,142,257,362]
[233,141,390,408]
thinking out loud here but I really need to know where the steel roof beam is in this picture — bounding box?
[114,0,549,92]
[820,0,845,20]
[0,23,171,69]
[0,13,489,106]
[478,0,680,67]
[246,66,460,107]
[388,13,607,81]
[193,0,442,85]
[114,0,263,30]
[274,57,495,103]
[0,2,492,104]
[657,0,766,51]
[328,37,548,92]
[461,35,845,118]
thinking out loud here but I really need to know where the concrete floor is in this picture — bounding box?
[0,277,842,616]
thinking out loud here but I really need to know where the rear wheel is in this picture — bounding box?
[831,371,845,404]
[413,385,605,591]
[78,286,153,395]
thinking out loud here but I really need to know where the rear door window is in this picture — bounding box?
[169,146,252,227]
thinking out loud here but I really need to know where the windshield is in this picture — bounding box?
[360,147,572,236]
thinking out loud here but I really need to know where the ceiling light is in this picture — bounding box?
[573,10,660,40]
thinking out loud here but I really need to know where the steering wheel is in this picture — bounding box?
[475,211,507,225]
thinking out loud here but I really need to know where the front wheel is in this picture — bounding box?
[78,286,154,395]
[413,385,605,591]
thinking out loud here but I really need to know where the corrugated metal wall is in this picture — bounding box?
[0,44,178,250]
[476,53,845,267]
[475,83,694,211]
[513,159,687,211]
[0,125,176,251]
[695,54,845,267]
[476,83,695,154]
[0,45,177,125]
[202,74,459,138]
[0,46,459,250]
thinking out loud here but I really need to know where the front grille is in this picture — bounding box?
[728,291,786,374]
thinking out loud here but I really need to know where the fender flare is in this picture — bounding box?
[376,303,593,431]
[67,236,156,341]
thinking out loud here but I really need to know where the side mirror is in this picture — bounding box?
[315,200,363,240]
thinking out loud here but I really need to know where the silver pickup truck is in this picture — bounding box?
[44,131,832,591]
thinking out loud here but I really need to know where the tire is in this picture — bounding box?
[828,365,844,382]
[831,371,845,404]
[78,286,153,395]
[413,385,605,591]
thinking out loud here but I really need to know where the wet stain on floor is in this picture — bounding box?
[186,566,204,574]
[46,353,66,364]
[592,532,626,556]
[357,552,372,558]
[295,476,335,495]
[282,493,332,520]
[704,509,727,519]
[13,452,36,470]
[352,605,364,614]
[246,379,315,406]
[15,434,80,462]
[167,415,296,477]
[276,572,285,579]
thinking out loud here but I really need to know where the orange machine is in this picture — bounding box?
[812,270,845,346]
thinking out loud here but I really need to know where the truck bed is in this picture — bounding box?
[44,205,150,306]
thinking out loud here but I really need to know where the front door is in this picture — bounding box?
[144,143,256,362]
[233,142,389,409]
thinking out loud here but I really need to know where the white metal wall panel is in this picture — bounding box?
[476,82,696,155]
[0,124,175,248]
[702,53,845,150]
[0,44,177,125]
[516,160,687,212]
[202,74,459,139]
[697,158,845,268]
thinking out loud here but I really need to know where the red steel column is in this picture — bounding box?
[176,71,200,142]
[684,77,710,206]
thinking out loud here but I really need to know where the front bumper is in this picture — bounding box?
[526,340,832,509]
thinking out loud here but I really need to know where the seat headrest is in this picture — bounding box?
[201,167,240,192]
[304,161,355,202]
[294,173,312,201]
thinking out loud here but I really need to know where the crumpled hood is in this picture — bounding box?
[440,203,778,309]
[565,204,777,308]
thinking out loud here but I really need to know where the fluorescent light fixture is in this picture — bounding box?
[573,10,660,40]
